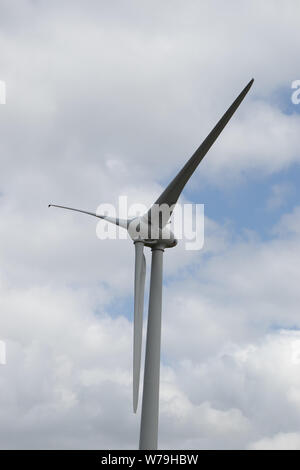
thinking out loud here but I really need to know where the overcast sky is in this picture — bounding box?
[1,0,300,450]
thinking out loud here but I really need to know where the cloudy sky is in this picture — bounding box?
[1,0,300,450]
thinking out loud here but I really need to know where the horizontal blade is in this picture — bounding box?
[144,78,254,229]
[49,204,129,228]
[133,241,146,413]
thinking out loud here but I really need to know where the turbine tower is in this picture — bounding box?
[49,78,254,449]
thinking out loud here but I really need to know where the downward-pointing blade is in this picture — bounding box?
[133,241,146,413]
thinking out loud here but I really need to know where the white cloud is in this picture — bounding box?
[266,182,294,211]
[161,329,300,449]
[248,432,300,450]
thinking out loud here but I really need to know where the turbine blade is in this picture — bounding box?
[133,241,146,413]
[49,204,129,228]
[144,78,254,228]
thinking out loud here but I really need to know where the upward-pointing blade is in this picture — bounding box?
[144,78,254,229]
[133,241,146,413]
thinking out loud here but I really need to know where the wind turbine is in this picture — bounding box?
[49,78,254,449]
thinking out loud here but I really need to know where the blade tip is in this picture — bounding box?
[133,399,138,414]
